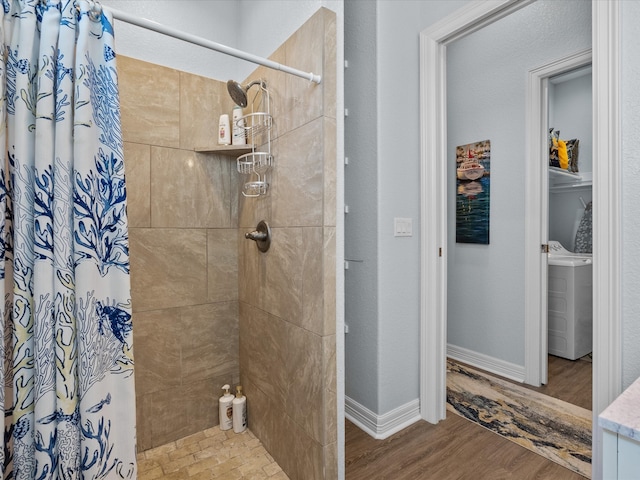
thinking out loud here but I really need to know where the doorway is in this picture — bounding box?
[419,1,621,477]
[529,51,593,388]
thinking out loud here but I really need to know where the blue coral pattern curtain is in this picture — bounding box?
[0,0,136,478]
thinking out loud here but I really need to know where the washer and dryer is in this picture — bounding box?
[547,240,592,360]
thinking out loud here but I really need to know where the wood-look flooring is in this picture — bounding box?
[519,354,592,411]
[345,355,592,479]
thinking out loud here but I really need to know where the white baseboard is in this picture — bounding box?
[345,347,524,440]
[447,344,525,383]
[345,396,421,440]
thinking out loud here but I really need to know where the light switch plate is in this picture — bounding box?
[394,217,412,237]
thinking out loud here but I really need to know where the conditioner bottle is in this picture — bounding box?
[232,385,247,433]
[218,384,233,431]
[218,114,231,145]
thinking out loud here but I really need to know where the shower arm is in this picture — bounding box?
[104,6,322,85]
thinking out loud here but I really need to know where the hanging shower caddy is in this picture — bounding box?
[233,80,273,197]
[194,79,273,197]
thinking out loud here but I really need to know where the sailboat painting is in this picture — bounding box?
[456,139,490,244]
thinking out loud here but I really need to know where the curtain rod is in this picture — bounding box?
[104,6,322,84]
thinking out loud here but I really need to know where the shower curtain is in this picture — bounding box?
[0,0,136,478]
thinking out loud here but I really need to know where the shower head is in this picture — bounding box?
[226,79,266,108]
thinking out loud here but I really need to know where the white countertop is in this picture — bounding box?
[599,376,640,441]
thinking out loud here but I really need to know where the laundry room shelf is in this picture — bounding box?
[549,168,592,192]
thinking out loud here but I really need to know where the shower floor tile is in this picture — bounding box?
[137,427,289,479]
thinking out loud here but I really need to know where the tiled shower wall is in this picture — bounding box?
[238,9,337,480]
[118,7,337,478]
[119,55,240,452]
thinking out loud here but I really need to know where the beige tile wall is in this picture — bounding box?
[119,7,337,478]
[238,8,337,480]
[119,55,240,451]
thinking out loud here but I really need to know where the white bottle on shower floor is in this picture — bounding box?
[219,384,234,431]
[232,385,247,433]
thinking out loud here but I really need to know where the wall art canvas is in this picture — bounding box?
[456,139,490,244]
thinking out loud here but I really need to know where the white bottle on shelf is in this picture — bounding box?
[232,385,247,433]
[218,114,230,145]
[232,105,246,146]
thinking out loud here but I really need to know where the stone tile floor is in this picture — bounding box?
[137,427,289,479]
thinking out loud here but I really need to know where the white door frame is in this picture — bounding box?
[419,1,621,478]
[525,49,593,388]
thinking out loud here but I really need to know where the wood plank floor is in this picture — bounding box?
[345,355,591,479]
[520,354,592,411]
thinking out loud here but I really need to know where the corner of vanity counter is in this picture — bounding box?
[599,377,640,441]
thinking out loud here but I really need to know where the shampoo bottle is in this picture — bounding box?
[219,384,234,431]
[218,114,231,145]
[232,385,247,433]
[232,105,246,146]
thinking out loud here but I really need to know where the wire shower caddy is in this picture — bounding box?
[235,80,273,197]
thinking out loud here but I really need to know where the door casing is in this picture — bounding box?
[419,1,621,478]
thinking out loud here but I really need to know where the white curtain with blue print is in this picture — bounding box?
[0,0,136,478]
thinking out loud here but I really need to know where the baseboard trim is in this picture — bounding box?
[447,344,525,383]
[345,396,421,440]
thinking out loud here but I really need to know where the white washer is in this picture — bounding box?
[547,241,592,360]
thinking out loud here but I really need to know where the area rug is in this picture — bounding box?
[446,360,592,478]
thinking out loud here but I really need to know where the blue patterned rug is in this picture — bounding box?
[446,360,591,478]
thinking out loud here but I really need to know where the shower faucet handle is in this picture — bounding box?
[245,220,271,252]
[245,230,267,241]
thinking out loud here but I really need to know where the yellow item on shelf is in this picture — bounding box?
[558,139,569,170]
[553,136,569,170]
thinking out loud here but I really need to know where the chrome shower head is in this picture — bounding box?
[226,79,266,108]
[227,80,247,107]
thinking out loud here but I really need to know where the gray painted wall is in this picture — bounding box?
[344,0,470,415]
[344,1,379,412]
[621,0,640,390]
[347,0,640,421]
[446,0,591,366]
[100,1,239,80]
[101,0,340,81]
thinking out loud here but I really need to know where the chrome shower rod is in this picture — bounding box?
[105,6,322,84]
